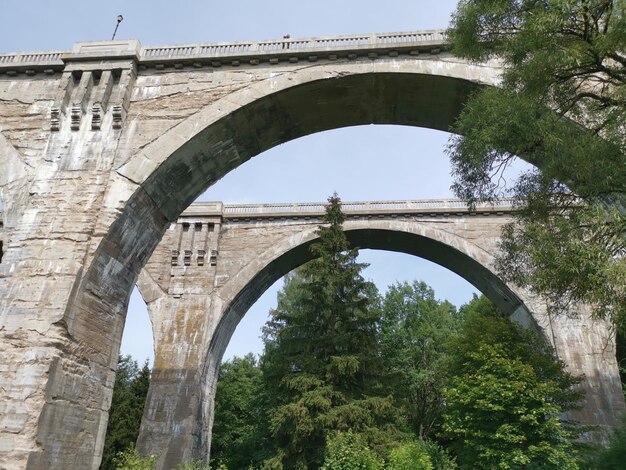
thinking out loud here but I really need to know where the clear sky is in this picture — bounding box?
[1,0,500,364]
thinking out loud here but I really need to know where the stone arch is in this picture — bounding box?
[66,68,497,460]
[206,221,542,372]
[190,221,547,462]
[116,60,498,212]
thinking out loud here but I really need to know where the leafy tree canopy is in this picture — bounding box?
[447,0,626,327]
[211,354,271,469]
[379,281,460,439]
[441,297,584,469]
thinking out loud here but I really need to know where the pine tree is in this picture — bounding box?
[261,194,405,468]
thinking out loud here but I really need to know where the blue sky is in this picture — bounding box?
[1,0,496,364]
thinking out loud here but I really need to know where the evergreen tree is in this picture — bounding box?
[101,356,151,470]
[261,194,405,468]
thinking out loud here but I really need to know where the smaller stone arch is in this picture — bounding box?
[136,212,623,469]
[146,219,552,468]
[205,223,543,371]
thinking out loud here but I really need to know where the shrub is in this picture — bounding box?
[113,446,156,470]
[321,431,384,470]
[174,459,214,470]
[387,441,432,470]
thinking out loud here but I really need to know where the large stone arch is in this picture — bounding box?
[15,56,621,469]
[115,60,498,210]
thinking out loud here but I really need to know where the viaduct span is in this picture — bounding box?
[0,30,623,469]
[137,198,623,468]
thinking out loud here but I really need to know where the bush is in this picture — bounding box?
[420,441,456,470]
[174,459,213,470]
[388,441,432,470]
[321,431,384,470]
[113,446,156,470]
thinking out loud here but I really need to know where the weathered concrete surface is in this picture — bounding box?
[0,31,623,469]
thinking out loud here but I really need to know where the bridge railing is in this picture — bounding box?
[216,198,518,218]
[0,30,447,71]
[142,30,446,60]
[0,51,64,69]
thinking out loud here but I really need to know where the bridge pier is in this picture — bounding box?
[136,213,224,468]
[136,295,216,468]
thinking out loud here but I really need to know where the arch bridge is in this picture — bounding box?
[0,30,623,469]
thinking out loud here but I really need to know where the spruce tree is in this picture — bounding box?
[261,194,404,468]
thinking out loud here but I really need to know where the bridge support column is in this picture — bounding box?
[137,292,220,469]
[547,307,625,435]
[0,167,130,470]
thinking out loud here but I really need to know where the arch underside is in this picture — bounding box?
[207,226,537,370]
[140,72,479,221]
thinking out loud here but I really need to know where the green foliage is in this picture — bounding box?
[418,440,457,470]
[583,414,626,469]
[174,459,214,470]
[211,354,271,468]
[496,204,626,325]
[260,195,406,468]
[447,0,626,327]
[321,432,384,470]
[387,441,433,470]
[441,297,583,469]
[101,356,151,470]
[112,446,156,470]
[380,281,460,439]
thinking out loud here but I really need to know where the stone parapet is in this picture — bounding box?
[0,30,447,75]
